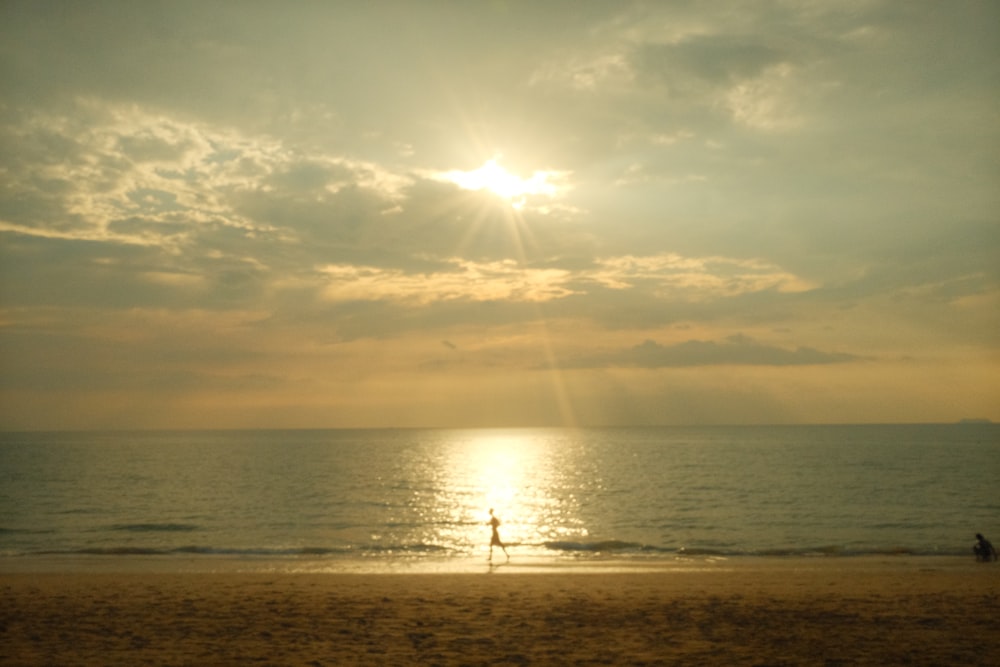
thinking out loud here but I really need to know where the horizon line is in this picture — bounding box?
[1,420,994,434]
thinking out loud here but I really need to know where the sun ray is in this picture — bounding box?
[429,155,575,426]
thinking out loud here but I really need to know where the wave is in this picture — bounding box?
[110,523,200,533]
[540,541,966,558]
[0,527,56,535]
[679,544,944,557]
[29,542,460,558]
[12,539,970,560]
[541,540,652,553]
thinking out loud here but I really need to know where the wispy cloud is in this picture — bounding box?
[568,335,861,369]
[319,260,578,305]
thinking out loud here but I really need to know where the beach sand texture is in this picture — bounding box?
[2,561,998,665]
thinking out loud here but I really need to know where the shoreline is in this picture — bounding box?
[3,558,998,665]
[0,552,989,575]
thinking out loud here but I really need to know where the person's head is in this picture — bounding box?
[976,533,984,540]
[489,508,494,515]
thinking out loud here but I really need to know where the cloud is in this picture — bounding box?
[0,1,997,428]
[587,253,816,297]
[569,335,861,369]
[1,93,822,320]
[319,259,578,305]
[312,250,817,319]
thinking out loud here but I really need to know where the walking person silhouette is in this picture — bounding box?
[487,508,508,561]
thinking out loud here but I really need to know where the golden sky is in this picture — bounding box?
[1,1,997,429]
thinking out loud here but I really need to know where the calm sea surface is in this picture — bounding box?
[1,425,997,570]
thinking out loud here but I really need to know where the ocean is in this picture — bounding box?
[1,425,997,571]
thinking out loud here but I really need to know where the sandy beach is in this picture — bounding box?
[2,558,998,666]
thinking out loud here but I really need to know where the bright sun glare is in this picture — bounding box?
[440,158,560,209]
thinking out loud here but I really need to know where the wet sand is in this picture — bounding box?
[2,558,998,665]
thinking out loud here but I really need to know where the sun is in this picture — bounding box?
[438,158,562,209]
[428,155,571,269]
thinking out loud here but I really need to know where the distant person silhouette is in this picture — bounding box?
[974,533,997,562]
[487,508,508,561]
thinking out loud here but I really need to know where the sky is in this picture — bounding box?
[0,1,997,430]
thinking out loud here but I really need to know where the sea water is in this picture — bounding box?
[1,425,997,571]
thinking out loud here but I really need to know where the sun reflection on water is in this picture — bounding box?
[426,429,590,557]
